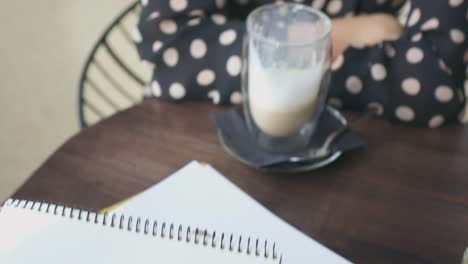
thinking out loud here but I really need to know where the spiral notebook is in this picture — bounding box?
[0,199,280,263]
[108,161,350,263]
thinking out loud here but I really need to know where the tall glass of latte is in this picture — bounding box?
[243,2,332,153]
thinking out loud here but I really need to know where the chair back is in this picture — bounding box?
[79,2,152,128]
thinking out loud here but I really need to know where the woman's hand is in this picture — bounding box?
[332,13,403,60]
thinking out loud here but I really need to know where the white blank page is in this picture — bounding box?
[112,161,351,264]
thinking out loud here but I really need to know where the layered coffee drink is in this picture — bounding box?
[248,44,321,137]
[243,3,332,152]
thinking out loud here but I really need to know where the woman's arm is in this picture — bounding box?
[332,14,403,60]
[135,0,248,104]
[328,0,467,127]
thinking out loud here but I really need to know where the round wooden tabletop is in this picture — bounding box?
[14,100,468,263]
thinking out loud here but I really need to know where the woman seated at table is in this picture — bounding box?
[134,0,467,128]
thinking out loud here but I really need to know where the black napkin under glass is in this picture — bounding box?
[212,108,366,169]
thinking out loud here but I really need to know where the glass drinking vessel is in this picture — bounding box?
[242,2,332,153]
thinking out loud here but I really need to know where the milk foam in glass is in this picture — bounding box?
[243,3,332,153]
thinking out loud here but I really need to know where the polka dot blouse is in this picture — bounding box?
[134,0,468,128]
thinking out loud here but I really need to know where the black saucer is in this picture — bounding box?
[217,106,348,173]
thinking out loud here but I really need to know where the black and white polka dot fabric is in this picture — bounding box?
[134,0,468,128]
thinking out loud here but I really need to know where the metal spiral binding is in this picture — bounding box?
[3,199,281,261]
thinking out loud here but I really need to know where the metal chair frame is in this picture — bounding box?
[78,1,144,128]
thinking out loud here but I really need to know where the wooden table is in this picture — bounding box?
[14,100,468,263]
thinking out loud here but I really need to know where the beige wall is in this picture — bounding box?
[0,0,133,201]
